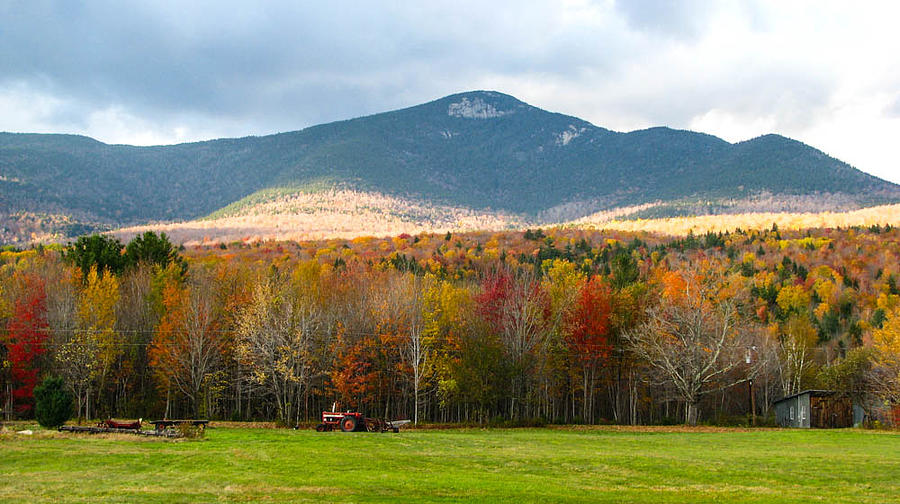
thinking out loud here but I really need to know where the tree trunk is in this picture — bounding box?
[629,370,638,425]
[413,371,419,425]
[685,399,699,426]
[614,357,622,423]
[583,368,590,423]
[236,366,242,421]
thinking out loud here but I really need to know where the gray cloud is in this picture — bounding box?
[614,0,717,39]
[1,0,898,183]
[0,1,635,132]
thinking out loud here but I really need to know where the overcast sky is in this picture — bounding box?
[2,0,899,183]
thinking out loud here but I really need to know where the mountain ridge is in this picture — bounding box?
[1,90,898,245]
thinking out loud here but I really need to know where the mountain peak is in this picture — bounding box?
[443,90,522,102]
[434,91,528,120]
[738,133,792,145]
[447,96,513,119]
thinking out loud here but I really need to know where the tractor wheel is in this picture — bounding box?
[315,424,327,432]
[340,415,358,432]
[392,427,399,433]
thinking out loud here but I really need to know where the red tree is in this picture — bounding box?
[5,276,49,414]
[475,269,513,333]
[568,276,613,359]
[565,275,612,422]
[330,333,379,410]
[475,269,550,419]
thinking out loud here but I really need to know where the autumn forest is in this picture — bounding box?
[2,225,899,427]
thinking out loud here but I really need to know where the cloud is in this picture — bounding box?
[0,0,899,183]
[614,0,719,39]
[888,94,900,118]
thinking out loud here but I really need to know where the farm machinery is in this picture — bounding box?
[58,418,174,437]
[315,404,410,433]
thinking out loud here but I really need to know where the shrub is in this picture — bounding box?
[176,423,206,439]
[34,377,73,428]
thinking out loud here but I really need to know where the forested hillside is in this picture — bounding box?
[3,91,899,245]
[2,225,899,426]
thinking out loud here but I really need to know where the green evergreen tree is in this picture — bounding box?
[34,377,73,428]
[611,252,639,288]
[125,231,187,274]
[63,234,126,276]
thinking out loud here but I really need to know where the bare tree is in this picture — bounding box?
[114,264,157,414]
[625,275,763,425]
[751,334,784,418]
[374,273,428,424]
[44,266,95,421]
[44,266,81,416]
[53,266,119,421]
[179,286,221,417]
[236,275,325,425]
[55,331,97,421]
[486,270,548,419]
[777,315,819,396]
[150,273,224,418]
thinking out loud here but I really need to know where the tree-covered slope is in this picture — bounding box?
[1,90,898,243]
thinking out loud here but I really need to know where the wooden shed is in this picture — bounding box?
[774,390,858,428]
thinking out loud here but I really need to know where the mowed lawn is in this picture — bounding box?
[1,426,898,503]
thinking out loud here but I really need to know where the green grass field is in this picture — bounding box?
[1,425,898,503]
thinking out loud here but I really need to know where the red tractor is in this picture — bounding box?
[315,404,409,433]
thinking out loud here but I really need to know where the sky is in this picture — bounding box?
[2,0,899,183]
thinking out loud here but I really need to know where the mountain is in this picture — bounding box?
[2,90,899,244]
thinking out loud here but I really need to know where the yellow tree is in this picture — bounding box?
[56,266,119,420]
[871,308,900,404]
[236,268,326,426]
[422,273,493,420]
[777,284,811,316]
[542,259,583,420]
[0,274,10,321]
[422,274,460,408]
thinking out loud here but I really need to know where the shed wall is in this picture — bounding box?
[775,396,803,428]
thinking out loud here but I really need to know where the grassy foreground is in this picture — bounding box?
[1,426,898,503]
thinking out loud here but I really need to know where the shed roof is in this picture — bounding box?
[773,390,836,404]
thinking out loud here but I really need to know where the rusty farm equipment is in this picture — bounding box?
[57,418,207,438]
[314,405,410,433]
[58,417,175,437]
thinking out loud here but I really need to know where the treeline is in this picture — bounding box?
[1,226,899,426]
